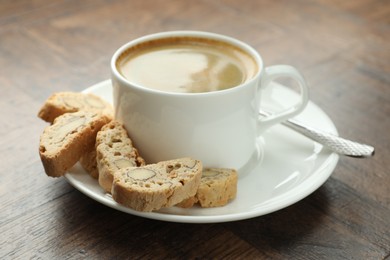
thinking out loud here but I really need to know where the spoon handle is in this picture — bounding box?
[260,110,375,158]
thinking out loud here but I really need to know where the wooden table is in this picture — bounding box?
[1,0,389,259]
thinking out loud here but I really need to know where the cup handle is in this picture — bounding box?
[258,65,309,133]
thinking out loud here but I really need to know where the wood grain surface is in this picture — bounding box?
[1,0,389,259]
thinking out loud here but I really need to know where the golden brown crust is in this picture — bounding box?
[177,168,237,208]
[38,92,113,123]
[39,111,110,177]
[80,149,99,179]
[112,158,202,212]
[176,196,198,208]
[96,121,145,193]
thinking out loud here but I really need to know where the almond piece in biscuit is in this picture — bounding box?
[177,168,237,208]
[96,121,145,193]
[39,111,110,177]
[38,92,113,123]
[112,158,202,212]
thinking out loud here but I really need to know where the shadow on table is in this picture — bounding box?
[224,184,331,251]
[53,181,330,258]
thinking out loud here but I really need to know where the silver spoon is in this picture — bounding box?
[259,110,375,158]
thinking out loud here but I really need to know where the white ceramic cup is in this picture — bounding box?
[111,31,309,171]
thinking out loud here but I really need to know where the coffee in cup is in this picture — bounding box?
[115,37,258,93]
[111,31,309,171]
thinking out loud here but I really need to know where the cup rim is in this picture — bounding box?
[111,30,263,97]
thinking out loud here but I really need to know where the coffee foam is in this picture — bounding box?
[116,37,258,93]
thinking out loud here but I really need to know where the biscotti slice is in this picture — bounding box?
[96,121,145,193]
[79,149,99,179]
[39,111,110,177]
[177,168,238,208]
[112,158,202,212]
[38,92,113,123]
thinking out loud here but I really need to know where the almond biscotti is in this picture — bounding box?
[39,111,111,177]
[96,120,145,193]
[38,92,113,123]
[112,158,202,212]
[79,149,99,179]
[178,168,237,208]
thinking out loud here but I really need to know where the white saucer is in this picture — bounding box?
[64,79,339,223]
